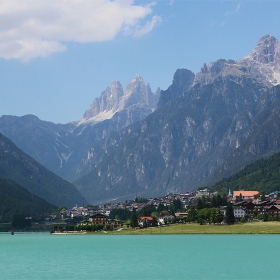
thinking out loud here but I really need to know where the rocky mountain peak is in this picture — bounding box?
[124,75,146,95]
[157,68,195,107]
[126,75,145,90]
[82,80,124,122]
[238,35,280,86]
[79,75,159,126]
[194,35,280,87]
[130,74,144,83]
[247,35,280,64]
[193,59,237,86]
[119,75,158,110]
[111,80,123,90]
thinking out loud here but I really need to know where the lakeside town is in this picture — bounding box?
[43,188,280,233]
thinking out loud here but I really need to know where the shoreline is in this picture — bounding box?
[52,221,280,235]
[3,221,280,235]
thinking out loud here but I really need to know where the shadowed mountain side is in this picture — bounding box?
[0,133,87,208]
[0,175,56,222]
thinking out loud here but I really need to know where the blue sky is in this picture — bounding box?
[0,0,280,124]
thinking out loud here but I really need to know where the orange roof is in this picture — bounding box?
[139,216,153,221]
[233,191,259,197]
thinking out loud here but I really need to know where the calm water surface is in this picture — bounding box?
[0,233,279,279]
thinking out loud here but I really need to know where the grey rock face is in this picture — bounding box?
[158,69,195,107]
[247,35,280,64]
[239,35,280,86]
[83,80,123,120]
[0,76,160,182]
[81,75,159,125]
[74,35,280,204]
[75,76,280,204]
[194,35,280,87]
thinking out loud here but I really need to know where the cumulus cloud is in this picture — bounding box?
[0,0,160,61]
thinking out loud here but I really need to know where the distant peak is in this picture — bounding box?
[258,34,277,44]
[111,80,122,88]
[130,75,144,83]
[248,35,280,64]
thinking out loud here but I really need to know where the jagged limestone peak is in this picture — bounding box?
[242,35,279,64]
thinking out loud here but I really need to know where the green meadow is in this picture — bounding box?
[111,221,280,235]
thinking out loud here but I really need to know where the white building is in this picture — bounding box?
[233,206,246,219]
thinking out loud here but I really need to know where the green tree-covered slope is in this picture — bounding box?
[0,133,87,208]
[0,175,56,222]
[211,152,280,194]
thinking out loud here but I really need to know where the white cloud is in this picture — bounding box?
[0,0,160,61]
[131,15,162,37]
[225,3,241,17]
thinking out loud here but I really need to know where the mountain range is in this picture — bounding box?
[74,34,280,203]
[0,76,159,181]
[1,34,280,205]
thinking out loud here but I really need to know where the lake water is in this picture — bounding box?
[0,233,279,279]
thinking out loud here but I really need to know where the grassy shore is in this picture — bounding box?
[109,221,280,234]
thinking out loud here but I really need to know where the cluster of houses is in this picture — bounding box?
[59,191,197,220]
[225,190,280,220]
[55,189,280,229]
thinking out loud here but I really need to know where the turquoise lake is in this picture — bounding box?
[0,233,279,279]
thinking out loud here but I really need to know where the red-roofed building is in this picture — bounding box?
[233,191,259,201]
[138,216,153,227]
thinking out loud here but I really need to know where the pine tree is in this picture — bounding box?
[188,206,196,222]
[225,203,235,225]
[130,208,138,228]
[197,198,203,210]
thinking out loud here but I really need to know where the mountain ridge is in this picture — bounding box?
[1,35,280,205]
[73,35,280,203]
[0,75,160,181]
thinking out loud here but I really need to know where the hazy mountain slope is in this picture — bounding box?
[0,175,56,222]
[0,76,159,181]
[208,86,280,185]
[0,114,77,179]
[0,132,86,208]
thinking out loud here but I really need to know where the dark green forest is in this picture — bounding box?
[211,151,280,195]
[0,175,56,223]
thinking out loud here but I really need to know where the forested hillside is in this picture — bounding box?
[211,152,280,195]
[0,133,86,208]
[0,175,56,223]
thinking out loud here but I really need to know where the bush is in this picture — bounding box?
[197,218,206,225]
